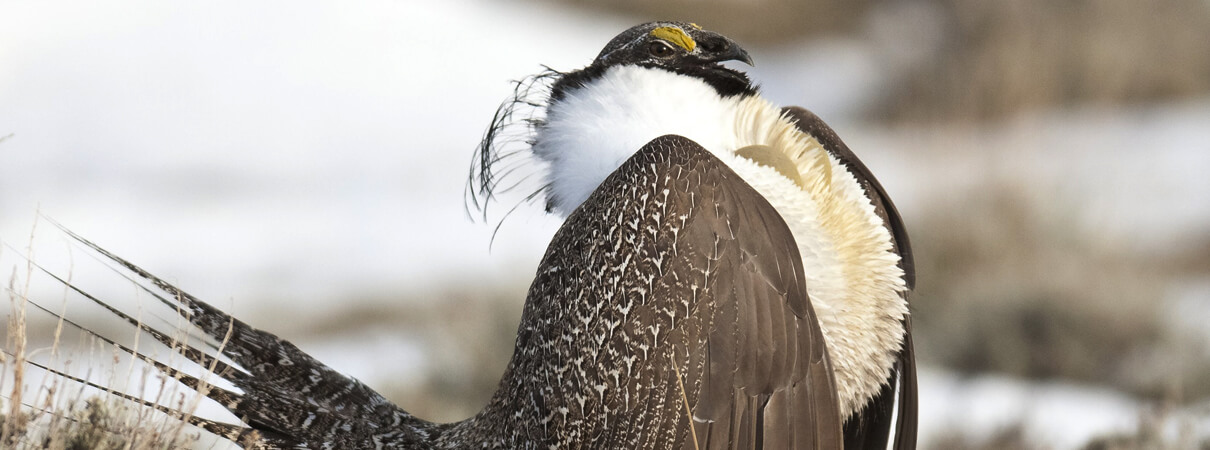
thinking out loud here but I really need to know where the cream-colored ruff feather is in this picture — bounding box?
[533,65,908,418]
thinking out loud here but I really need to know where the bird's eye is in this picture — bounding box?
[647,41,675,58]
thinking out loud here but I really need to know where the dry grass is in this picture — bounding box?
[5,193,1203,447]
[536,0,876,45]
[908,180,1210,404]
[672,358,700,450]
[5,2,1206,447]
[928,424,1031,450]
[1083,410,1210,450]
[929,408,1210,450]
[873,0,1210,123]
[544,0,1210,123]
[1,245,206,449]
[5,396,196,450]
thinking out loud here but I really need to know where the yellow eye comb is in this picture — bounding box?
[650,26,696,52]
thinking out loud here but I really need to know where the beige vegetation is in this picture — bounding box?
[911,184,1210,402]
[4,0,1210,447]
[2,396,197,450]
[2,291,200,449]
[872,0,1210,123]
[546,0,1210,123]
[536,0,878,45]
[551,0,1210,429]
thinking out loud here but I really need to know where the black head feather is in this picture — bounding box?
[469,22,757,219]
[467,68,561,222]
[554,21,756,100]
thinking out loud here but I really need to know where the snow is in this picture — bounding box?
[1167,279,1210,346]
[919,366,1210,448]
[0,0,628,311]
[839,100,1210,255]
[919,367,1138,448]
[13,0,1203,311]
[3,0,1209,447]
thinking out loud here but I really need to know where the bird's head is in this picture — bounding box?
[469,22,756,222]
[552,21,756,100]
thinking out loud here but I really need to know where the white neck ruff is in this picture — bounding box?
[532,65,908,418]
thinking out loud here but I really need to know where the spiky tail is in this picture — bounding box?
[5,221,435,448]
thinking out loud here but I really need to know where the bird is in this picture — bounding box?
[17,21,915,449]
[472,21,917,449]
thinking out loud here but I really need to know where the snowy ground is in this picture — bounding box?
[3,0,1209,448]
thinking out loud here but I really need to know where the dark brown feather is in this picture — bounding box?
[780,106,918,450]
[38,132,847,449]
[50,224,436,448]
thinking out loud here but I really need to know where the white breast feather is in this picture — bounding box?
[533,65,908,418]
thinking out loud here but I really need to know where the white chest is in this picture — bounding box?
[533,65,742,215]
[531,64,909,418]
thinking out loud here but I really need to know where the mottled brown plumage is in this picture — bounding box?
[30,21,917,450]
[445,135,843,448]
[42,135,849,448]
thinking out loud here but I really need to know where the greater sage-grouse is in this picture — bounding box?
[26,21,916,449]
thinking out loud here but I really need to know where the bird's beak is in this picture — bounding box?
[699,34,755,67]
[730,47,755,67]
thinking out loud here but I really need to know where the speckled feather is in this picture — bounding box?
[443,135,842,449]
[44,21,917,449]
[51,135,844,449]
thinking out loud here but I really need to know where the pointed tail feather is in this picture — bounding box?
[13,292,245,409]
[19,262,250,385]
[26,220,432,446]
[4,350,254,441]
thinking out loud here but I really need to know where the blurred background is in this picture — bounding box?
[2,0,1209,448]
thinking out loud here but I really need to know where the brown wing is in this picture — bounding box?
[781,107,918,450]
[510,134,842,449]
[37,131,849,449]
[674,137,844,450]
